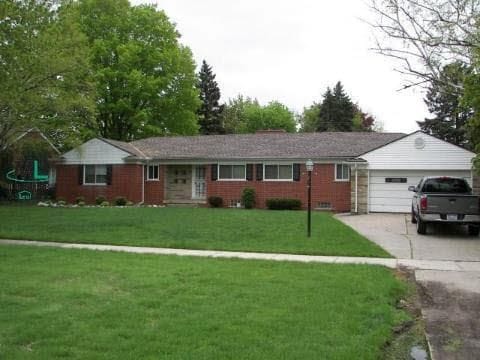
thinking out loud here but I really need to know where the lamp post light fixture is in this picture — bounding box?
[306,159,314,237]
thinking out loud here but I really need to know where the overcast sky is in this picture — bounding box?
[134,0,429,133]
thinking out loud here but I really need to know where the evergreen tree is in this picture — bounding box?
[418,62,472,148]
[316,82,355,132]
[198,60,225,134]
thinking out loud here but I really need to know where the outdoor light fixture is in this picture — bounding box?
[306,159,314,237]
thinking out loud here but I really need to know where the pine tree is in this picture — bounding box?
[417,62,472,148]
[197,60,225,134]
[316,82,355,132]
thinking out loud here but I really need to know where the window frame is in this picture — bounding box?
[147,164,159,181]
[263,163,294,182]
[217,163,246,181]
[335,164,350,182]
[83,164,107,185]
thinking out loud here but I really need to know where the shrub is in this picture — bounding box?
[77,201,86,207]
[208,196,223,208]
[95,196,106,205]
[57,200,67,206]
[266,198,302,210]
[242,188,256,209]
[126,201,134,206]
[114,196,127,206]
[46,186,56,201]
[75,196,85,204]
[100,201,110,207]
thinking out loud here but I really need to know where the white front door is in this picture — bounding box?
[192,165,206,199]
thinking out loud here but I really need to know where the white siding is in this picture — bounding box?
[362,132,475,170]
[62,138,130,164]
[369,170,472,213]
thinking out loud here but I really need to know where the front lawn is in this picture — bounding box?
[0,206,390,257]
[0,245,407,359]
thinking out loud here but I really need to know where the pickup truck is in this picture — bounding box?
[409,176,480,235]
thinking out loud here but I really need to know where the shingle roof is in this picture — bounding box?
[128,132,406,161]
[100,138,147,158]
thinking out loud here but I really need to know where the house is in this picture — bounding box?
[55,130,477,213]
[0,128,59,200]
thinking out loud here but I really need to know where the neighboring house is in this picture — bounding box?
[55,130,477,213]
[0,128,59,200]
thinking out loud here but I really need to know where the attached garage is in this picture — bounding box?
[368,170,472,213]
[359,131,476,213]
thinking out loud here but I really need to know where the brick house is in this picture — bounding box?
[56,131,476,213]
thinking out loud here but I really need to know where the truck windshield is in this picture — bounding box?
[422,178,471,194]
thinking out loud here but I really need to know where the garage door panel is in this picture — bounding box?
[368,170,472,213]
[369,190,413,199]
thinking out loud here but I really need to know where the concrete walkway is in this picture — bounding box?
[2,239,480,272]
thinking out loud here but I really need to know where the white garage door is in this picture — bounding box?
[369,170,472,213]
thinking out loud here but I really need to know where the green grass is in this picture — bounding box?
[0,206,390,257]
[0,245,407,359]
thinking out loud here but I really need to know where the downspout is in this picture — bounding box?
[354,164,358,214]
[367,169,370,214]
[140,164,145,205]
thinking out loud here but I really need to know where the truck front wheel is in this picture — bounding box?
[416,217,427,235]
[468,225,480,236]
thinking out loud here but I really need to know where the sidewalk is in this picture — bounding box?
[1,239,480,272]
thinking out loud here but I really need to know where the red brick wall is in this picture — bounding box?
[206,164,351,212]
[56,164,143,204]
[144,165,165,204]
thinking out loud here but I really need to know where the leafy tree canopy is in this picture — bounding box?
[418,62,472,148]
[74,0,200,141]
[222,96,296,134]
[197,60,225,134]
[298,103,321,132]
[0,0,96,151]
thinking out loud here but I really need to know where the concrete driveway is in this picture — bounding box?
[337,213,480,261]
[337,213,480,360]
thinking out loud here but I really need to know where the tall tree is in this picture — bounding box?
[317,82,355,132]
[222,95,257,134]
[298,103,321,132]
[197,60,225,134]
[418,62,472,148]
[222,96,296,133]
[244,101,296,133]
[369,0,480,89]
[0,0,95,151]
[75,0,200,141]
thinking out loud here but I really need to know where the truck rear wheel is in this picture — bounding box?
[416,217,427,235]
[411,207,417,224]
[468,225,479,236]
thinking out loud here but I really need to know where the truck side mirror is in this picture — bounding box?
[408,186,417,192]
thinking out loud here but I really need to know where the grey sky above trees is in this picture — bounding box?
[133,0,430,133]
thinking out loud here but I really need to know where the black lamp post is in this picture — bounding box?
[306,159,314,237]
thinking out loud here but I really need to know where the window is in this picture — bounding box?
[264,164,293,180]
[422,177,471,194]
[335,164,350,181]
[147,165,159,180]
[218,164,245,180]
[84,165,107,185]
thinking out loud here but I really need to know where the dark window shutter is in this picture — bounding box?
[246,164,253,181]
[106,165,112,185]
[78,165,84,185]
[255,164,263,181]
[211,164,218,181]
[293,163,301,181]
